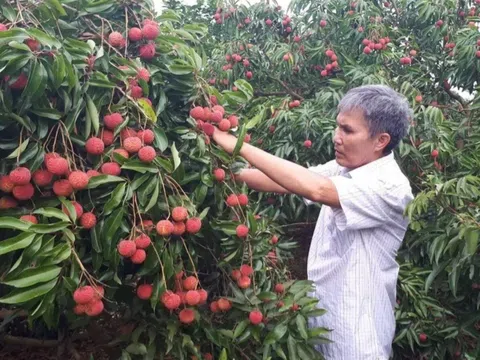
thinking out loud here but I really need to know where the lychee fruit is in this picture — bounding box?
[274,284,285,293]
[20,215,38,224]
[123,137,142,154]
[304,140,312,148]
[226,194,239,206]
[185,290,201,305]
[237,194,248,206]
[236,224,249,238]
[270,235,279,244]
[210,301,220,313]
[0,196,18,209]
[172,222,186,236]
[134,233,151,249]
[92,286,104,300]
[419,333,428,343]
[218,119,231,132]
[156,220,174,236]
[249,310,263,325]
[62,201,84,219]
[237,276,251,289]
[137,68,150,82]
[131,249,146,264]
[431,149,439,158]
[172,206,188,222]
[231,269,242,280]
[113,148,129,159]
[52,179,72,197]
[104,113,123,130]
[190,106,206,120]
[100,129,114,146]
[25,38,40,51]
[212,105,225,115]
[185,217,202,234]
[137,284,153,300]
[32,170,53,187]
[137,129,155,144]
[128,27,142,41]
[138,146,156,162]
[240,264,253,277]
[68,171,89,190]
[130,85,143,98]
[73,286,94,304]
[73,304,86,315]
[12,183,35,200]
[9,167,31,185]
[108,31,124,47]
[85,300,104,316]
[217,298,232,311]
[117,240,137,257]
[141,219,154,231]
[80,212,96,229]
[9,73,28,90]
[228,115,239,127]
[85,137,105,155]
[320,19,327,27]
[161,290,181,310]
[202,122,215,136]
[0,175,14,192]
[179,308,195,324]
[213,168,225,182]
[142,24,159,40]
[139,43,156,60]
[210,111,222,123]
[183,276,198,290]
[0,24,8,31]
[45,154,69,175]
[198,289,208,304]
[101,162,121,176]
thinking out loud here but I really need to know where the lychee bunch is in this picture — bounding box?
[73,285,105,317]
[117,239,147,264]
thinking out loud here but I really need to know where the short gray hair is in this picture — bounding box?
[338,85,412,153]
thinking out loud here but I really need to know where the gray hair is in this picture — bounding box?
[338,85,412,153]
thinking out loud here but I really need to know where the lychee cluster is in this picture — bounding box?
[73,285,105,317]
[231,264,254,289]
[117,233,151,264]
[361,37,391,55]
[156,206,202,237]
[190,102,241,137]
[226,193,248,207]
[319,49,339,77]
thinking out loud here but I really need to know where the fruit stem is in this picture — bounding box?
[180,236,199,285]
[150,242,167,285]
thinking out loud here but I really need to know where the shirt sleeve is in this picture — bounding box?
[303,160,340,206]
[328,175,410,231]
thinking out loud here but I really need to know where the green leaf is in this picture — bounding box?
[52,54,65,89]
[23,60,46,97]
[138,98,157,123]
[219,348,228,360]
[265,323,288,345]
[232,124,247,158]
[87,175,125,189]
[0,217,32,231]
[145,182,159,212]
[233,319,249,339]
[287,335,298,360]
[27,28,62,48]
[0,278,57,304]
[104,183,126,215]
[171,142,181,170]
[29,222,69,234]
[6,138,29,159]
[122,160,159,174]
[246,108,265,129]
[465,228,479,256]
[2,265,61,288]
[126,343,147,355]
[0,232,36,256]
[86,95,99,135]
[154,127,168,152]
[234,79,254,99]
[33,207,71,222]
[296,314,309,340]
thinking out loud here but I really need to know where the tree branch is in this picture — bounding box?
[443,83,467,107]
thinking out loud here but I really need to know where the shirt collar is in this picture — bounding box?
[341,152,395,178]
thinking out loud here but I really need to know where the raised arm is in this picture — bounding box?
[235,169,290,194]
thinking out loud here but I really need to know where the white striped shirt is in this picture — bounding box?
[305,153,413,360]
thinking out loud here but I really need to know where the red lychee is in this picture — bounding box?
[73,286,94,304]
[0,196,18,209]
[108,31,124,47]
[190,106,206,120]
[73,304,86,315]
[320,19,327,27]
[185,217,202,234]
[137,284,153,300]
[131,249,146,264]
[419,333,428,343]
[100,129,114,146]
[226,194,239,206]
[103,113,123,130]
[128,27,142,41]
[172,221,186,235]
[117,240,137,257]
[0,24,8,31]
[179,308,195,324]
[9,73,28,90]
[431,149,439,158]
[68,171,89,190]
[62,201,84,219]
[85,137,105,155]
[270,235,279,244]
[139,43,156,60]
[113,148,129,159]
[249,310,263,325]
[228,115,239,127]
[0,175,14,193]
[130,85,143,98]
[202,122,215,136]
[172,206,188,222]
[185,290,201,305]
[134,233,151,249]
[231,269,242,280]
[161,290,181,310]
[101,162,121,176]
[123,137,142,154]
[198,289,208,304]
[217,298,232,311]
[210,300,220,313]
[45,155,69,176]
[80,212,96,229]
[142,24,159,40]
[138,146,156,163]
[236,224,249,238]
[240,264,253,277]
[31,170,53,187]
[137,67,150,82]
[85,300,104,316]
[237,276,251,289]
[9,167,31,185]
[183,276,198,291]
[137,129,155,144]
[213,168,225,182]
[304,140,312,148]
[210,111,222,123]
[156,220,174,236]
[25,38,40,51]
[274,283,285,293]
[13,183,35,200]
[20,215,38,224]
[237,194,248,206]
